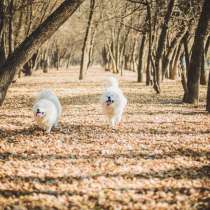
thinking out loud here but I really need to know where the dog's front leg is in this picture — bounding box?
[115,114,122,125]
[111,118,116,128]
[54,121,59,128]
[46,125,52,133]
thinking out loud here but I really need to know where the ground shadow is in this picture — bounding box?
[0,126,45,139]
[1,121,209,140]
[0,147,208,162]
[0,165,209,186]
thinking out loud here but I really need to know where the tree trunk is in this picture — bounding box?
[170,41,182,80]
[107,41,118,73]
[79,0,95,80]
[0,0,85,105]
[8,0,14,56]
[146,1,152,86]
[183,0,210,104]
[183,32,190,74]
[168,45,177,79]
[137,34,146,82]
[179,53,188,101]
[87,24,98,69]
[153,0,175,93]
[201,36,210,85]
[205,36,210,56]
[0,1,3,37]
[0,0,5,66]
[130,37,137,72]
[206,72,210,112]
[162,27,185,79]
[200,52,207,85]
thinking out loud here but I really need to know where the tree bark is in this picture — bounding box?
[168,45,177,79]
[183,0,210,104]
[170,40,182,80]
[179,52,188,101]
[0,0,85,105]
[146,1,152,86]
[200,52,207,85]
[183,32,190,74]
[0,0,5,66]
[137,34,146,82]
[8,0,14,56]
[205,36,210,56]
[87,25,97,69]
[162,27,185,79]
[79,0,95,80]
[206,72,210,112]
[153,0,175,93]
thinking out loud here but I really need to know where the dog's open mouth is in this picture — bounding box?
[106,100,114,106]
[36,111,44,117]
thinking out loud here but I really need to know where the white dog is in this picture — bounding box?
[101,77,127,127]
[33,90,62,133]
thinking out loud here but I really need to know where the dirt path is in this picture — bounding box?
[0,67,209,210]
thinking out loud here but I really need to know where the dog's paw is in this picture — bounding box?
[46,127,52,134]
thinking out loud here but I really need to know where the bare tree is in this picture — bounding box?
[79,0,96,80]
[183,0,210,104]
[0,0,85,105]
[153,0,175,93]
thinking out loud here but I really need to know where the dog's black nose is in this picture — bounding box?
[108,96,111,100]
[37,108,40,113]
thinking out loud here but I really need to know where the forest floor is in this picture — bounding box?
[0,67,209,210]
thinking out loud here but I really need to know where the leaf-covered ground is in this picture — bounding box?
[0,67,209,210]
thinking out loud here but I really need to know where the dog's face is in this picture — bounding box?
[105,95,114,106]
[34,106,46,119]
[102,91,119,108]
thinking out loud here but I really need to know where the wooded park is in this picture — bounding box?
[0,0,209,209]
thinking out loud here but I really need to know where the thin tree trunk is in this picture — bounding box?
[170,41,182,80]
[183,0,210,104]
[0,0,85,105]
[162,27,185,79]
[8,0,14,56]
[205,36,210,56]
[180,54,188,102]
[183,32,190,74]
[137,34,146,82]
[153,0,175,93]
[87,26,97,69]
[200,52,207,85]
[206,71,210,112]
[130,36,137,72]
[168,45,177,79]
[146,1,152,86]
[107,41,118,73]
[0,0,5,66]
[79,0,95,80]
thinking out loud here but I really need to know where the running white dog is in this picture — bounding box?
[33,90,62,133]
[101,77,127,127]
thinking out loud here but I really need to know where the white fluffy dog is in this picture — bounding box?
[101,77,127,127]
[33,90,62,133]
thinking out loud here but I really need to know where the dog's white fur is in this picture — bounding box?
[33,90,62,133]
[101,77,127,127]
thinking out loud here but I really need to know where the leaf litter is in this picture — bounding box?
[0,67,209,210]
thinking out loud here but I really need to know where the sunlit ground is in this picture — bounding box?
[0,66,209,210]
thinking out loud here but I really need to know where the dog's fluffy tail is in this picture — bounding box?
[105,77,119,88]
